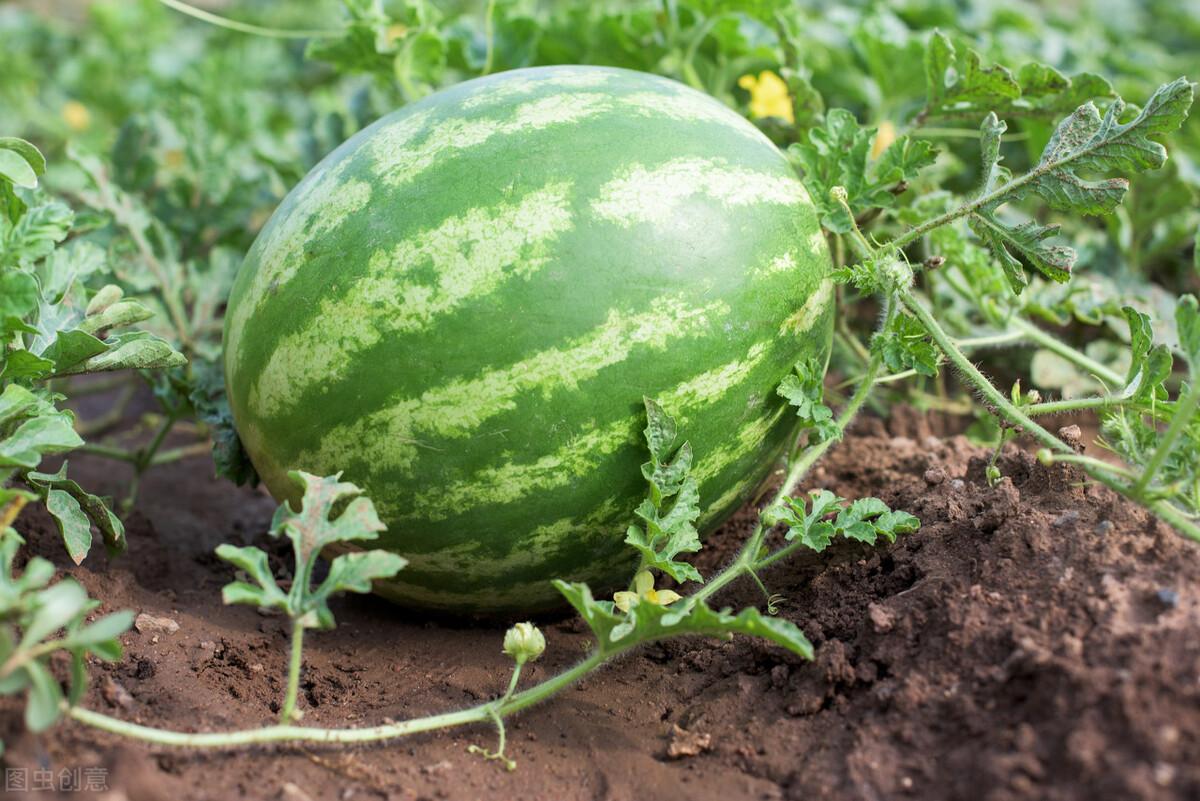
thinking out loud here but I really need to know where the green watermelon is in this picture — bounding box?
[223,65,833,614]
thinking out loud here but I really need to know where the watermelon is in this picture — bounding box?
[223,65,833,614]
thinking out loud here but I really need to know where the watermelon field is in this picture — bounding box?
[1,1,1198,799]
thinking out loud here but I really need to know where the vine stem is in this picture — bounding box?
[158,0,341,39]
[279,621,305,724]
[897,286,1200,542]
[690,295,895,608]
[67,649,611,748]
[1008,316,1125,387]
[481,0,497,75]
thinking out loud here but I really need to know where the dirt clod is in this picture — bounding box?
[666,724,712,759]
[134,613,180,635]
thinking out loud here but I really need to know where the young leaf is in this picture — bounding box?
[768,490,919,552]
[214,544,288,611]
[872,312,939,377]
[219,472,401,631]
[791,109,935,233]
[777,358,838,442]
[625,399,703,584]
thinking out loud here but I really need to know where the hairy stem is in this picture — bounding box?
[1132,379,1200,495]
[899,286,1200,541]
[280,620,305,724]
[1008,317,1125,387]
[68,649,610,748]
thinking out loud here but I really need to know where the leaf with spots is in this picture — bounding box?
[218,472,401,631]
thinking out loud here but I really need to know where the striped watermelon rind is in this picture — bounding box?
[223,65,834,614]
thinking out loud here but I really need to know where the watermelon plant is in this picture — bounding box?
[0,0,1197,776]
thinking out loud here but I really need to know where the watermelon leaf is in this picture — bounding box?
[790,109,935,233]
[766,490,920,552]
[777,358,838,443]
[554,580,813,660]
[626,398,702,584]
[217,472,402,631]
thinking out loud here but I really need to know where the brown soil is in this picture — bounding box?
[3,412,1199,801]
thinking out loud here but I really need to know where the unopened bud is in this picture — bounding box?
[502,622,545,664]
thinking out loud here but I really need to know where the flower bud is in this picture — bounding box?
[502,622,545,664]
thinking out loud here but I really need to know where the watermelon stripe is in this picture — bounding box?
[590,157,806,227]
[390,339,782,523]
[459,66,617,110]
[297,294,729,475]
[780,278,835,335]
[224,168,369,384]
[249,182,575,417]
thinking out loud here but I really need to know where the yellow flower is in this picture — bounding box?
[871,120,897,159]
[737,70,794,124]
[614,570,682,613]
[385,23,408,44]
[61,100,91,132]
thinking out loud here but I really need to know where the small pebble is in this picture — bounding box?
[1155,588,1179,609]
[1095,520,1114,535]
[949,479,965,491]
[1053,510,1081,528]
[923,466,946,485]
[1058,424,1084,449]
[134,613,180,635]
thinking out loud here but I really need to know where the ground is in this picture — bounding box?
[3,411,1198,801]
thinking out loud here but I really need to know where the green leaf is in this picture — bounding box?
[0,271,39,320]
[872,312,939,377]
[66,610,133,652]
[968,213,1072,290]
[790,109,935,233]
[1176,295,1200,373]
[0,409,83,470]
[26,464,127,558]
[0,200,72,267]
[0,150,38,191]
[554,580,813,660]
[2,349,55,381]
[0,138,46,187]
[627,399,704,584]
[40,330,110,375]
[45,490,91,565]
[923,31,1019,116]
[641,397,678,464]
[312,550,407,611]
[20,580,88,648]
[23,660,63,732]
[1118,307,1171,401]
[214,544,288,610]
[769,490,918,552]
[777,358,838,442]
[56,330,186,376]
[76,298,154,335]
